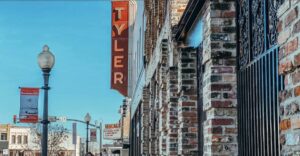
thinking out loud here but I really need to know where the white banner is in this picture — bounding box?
[104,123,121,140]
[19,88,39,123]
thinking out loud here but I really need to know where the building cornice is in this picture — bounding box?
[174,0,205,41]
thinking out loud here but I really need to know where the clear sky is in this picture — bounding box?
[0,1,124,142]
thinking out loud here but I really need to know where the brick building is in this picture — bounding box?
[126,0,300,155]
[278,0,300,155]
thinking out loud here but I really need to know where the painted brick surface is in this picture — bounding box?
[278,1,300,155]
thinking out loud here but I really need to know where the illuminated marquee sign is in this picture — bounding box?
[111,0,128,96]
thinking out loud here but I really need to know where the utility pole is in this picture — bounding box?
[99,122,102,155]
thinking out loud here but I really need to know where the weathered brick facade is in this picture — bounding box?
[158,39,169,156]
[170,0,189,26]
[177,47,198,155]
[130,0,238,155]
[128,0,300,155]
[166,67,179,156]
[278,0,300,154]
[141,87,150,155]
[138,1,189,155]
[174,0,238,155]
[201,0,238,155]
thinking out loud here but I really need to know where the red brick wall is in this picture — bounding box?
[278,1,300,154]
[166,67,179,156]
[177,47,198,155]
[141,87,150,155]
[170,0,189,26]
[201,0,238,155]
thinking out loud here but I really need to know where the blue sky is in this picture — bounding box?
[0,1,123,141]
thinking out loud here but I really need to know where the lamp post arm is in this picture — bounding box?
[67,119,99,128]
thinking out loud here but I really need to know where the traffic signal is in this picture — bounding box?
[13,115,17,124]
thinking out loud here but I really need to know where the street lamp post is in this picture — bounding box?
[38,45,55,156]
[84,113,91,154]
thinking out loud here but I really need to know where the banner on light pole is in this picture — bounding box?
[72,123,77,145]
[19,88,39,123]
[90,128,97,142]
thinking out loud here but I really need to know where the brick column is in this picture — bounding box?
[166,67,179,156]
[141,87,150,155]
[278,1,300,154]
[202,0,238,155]
[149,79,160,155]
[177,47,198,155]
[158,40,169,156]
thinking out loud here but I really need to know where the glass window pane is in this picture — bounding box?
[1,133,7,141]
[17,136,22,144]
[23,136,28,144]
[12,135,16,144]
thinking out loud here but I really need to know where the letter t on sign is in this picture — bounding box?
[115,7,125,20]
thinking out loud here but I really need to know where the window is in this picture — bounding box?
[0,133,7,141]
[11,135,16,144]
[186,15,204,48]
[17,135,22,144]
[23,136,28,144]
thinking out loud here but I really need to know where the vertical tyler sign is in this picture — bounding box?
[111,0,129,96]
[19,88,39,123]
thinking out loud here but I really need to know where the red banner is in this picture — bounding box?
[111,0,129,96]
[19,88,39,123]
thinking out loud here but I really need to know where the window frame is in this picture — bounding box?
[17,135,22,144]
[0,133,7,141]
[11,135,16,144]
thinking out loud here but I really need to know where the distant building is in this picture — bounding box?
[9,126,37,156]
[2,125,82,156]
[0,124,10,156]
[79,139,84,156]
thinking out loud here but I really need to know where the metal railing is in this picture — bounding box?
[237,47,284,156]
